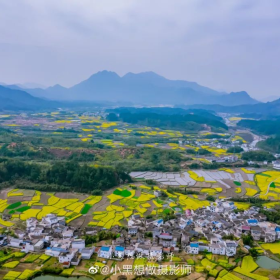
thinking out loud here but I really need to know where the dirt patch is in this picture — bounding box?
[92,196,110,212]
[118,148,137,159]
[40,192,50,205]
[237,132,254,143]
[55,192,87,200]
[69,215,86,229]
[48,147,105,159]
[7,196,32,203]
[15,262,39,271]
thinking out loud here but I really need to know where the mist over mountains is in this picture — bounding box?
[5,71,258,107]
[3,70,280,115]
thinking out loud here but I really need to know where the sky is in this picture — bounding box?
[0,0,279,99]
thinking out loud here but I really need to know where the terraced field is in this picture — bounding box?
[1,168,280,230]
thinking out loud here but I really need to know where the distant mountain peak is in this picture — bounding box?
[229,91,249,96]
[124,71,162,77]
[48,84,66,89]
[89,70,120,79]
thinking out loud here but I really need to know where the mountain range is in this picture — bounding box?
[4,70,280,115]
[5,71,259,106]
[0,85,58,110]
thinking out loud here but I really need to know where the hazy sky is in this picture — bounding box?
[0,0,279,99]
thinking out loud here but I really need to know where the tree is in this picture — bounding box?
[227,146,244,153]
[197,148,211,155]
[241,151,275,162]
[92,189,102,195]
[145,232,153,238]
[249,248,259,258]
[206,195,215,202]
[222,234,235,240]
[242,234,254,247]
[106,113,119,121]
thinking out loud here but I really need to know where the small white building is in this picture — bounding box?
[9,238,23,248]
[81,247,95,259]
[0,235,7,246]
[124,246,135,258]
[128,227,138,235]
[158,233,173,247]
[22,242,34,253]
[26,218,38,230]
[62,230,74,239]
[149,246,163,260]
[41,214,58,227]
[209,243,225,255]
[71,239,85,252]
[136,244,150,256]
[114,246,125,259]
[29,227,44,238]
[273,160,280,170]
[59,249,77,264]
[224,241,237,257]
[34,240,44,251]
[188,242,199,254]
[98,246,112,259]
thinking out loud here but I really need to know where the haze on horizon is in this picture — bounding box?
[0,0,279,100]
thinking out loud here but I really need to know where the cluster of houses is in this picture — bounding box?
[7,214,96,268]
[2,199,280,266]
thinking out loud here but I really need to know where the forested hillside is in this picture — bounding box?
[238,119,280,135]
[107,108,227,131]
[0,159,131,193]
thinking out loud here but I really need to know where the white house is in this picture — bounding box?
[34,240,44,251]
[149,246,163,260]
[224,241,237,257]
[71,251,82,266]
[209,243,225,255]
[62,230,74,239]
[0,235,7,246]
[98,246,112,259]
[128,227,138,235]
[81,247,95,259]
[45,242,69,257]
[59,249,77,264]
[71,239,85,252]
[222,201,236,210]
[22,242,34,253]
[198,243,210,253]
[136,244,150,256]
[114,246,125,259]
[158,233,173,247]
[41,214,58,227]
[26,218,38,230]
[124,246,135,258]
[187,243,199,254]
[29,227,44,238]
[273,160,280,170]
[9,238,23,248]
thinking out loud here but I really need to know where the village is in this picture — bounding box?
[0,196,279,275]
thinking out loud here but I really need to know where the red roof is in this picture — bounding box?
[242,226,250,230]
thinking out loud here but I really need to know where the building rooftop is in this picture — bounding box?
[100,246,111,252]
[115,246,125,251]
[190,243,199,248]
